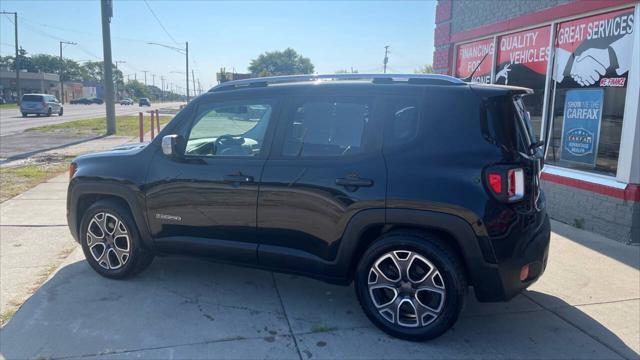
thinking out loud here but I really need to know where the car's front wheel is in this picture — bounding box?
[46,108,52,116]
[80,200,154,279]
[58,108,63,116]
[355,232,467,341]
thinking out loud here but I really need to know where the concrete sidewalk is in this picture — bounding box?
[0,131,155,320]
[1,198,638,360]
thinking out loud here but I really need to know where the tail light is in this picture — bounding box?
[69,162,77,179]
[485,166,525,203]
[507,168,524,201]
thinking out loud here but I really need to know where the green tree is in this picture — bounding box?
[30,54,83,82]
[248,48,314,77]
[80,61,123,87]
[124,80,149,99]
[414,64,434,74]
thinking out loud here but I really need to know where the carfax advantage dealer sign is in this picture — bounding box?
[560,89,604,166]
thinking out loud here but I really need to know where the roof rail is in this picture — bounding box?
[209,73,465,92]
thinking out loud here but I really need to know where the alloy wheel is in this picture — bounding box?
[86,212,131,270]
[368,250,446,328]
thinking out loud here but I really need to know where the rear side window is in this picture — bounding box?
[22,95,42,102]
[385,97,420,146]
[282,98,371,157]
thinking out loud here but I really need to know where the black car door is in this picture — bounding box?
[257,94,386,275]
[145,93,280,264]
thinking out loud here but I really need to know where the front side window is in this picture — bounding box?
[282,98,371,157]
[185,99,275,157]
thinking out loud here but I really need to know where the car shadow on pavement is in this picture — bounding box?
[1,255,637,360]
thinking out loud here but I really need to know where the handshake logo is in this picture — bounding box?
[570,48,610,87]
[553,32,632,87]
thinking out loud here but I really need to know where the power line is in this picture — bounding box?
[143,0,179,46]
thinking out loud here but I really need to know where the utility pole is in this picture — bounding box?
[147,41,190,101]
[151,73,155,87]
[383,45,390,74]
[191,69,196,98]
[1,11,20,104]
[142,70,148,86]
[197,79,202,95]
[185,41,190,102]
[59,41,77,104]
[100,0,116,135]
[161,76,165,102]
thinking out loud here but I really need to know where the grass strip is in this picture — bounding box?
[0,158,73,203]
[27,115,172,137]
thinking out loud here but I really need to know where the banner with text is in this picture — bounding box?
[560,89,604,166]
[553,8,634,88]
[494,26,550,89]
[455,38,494,84]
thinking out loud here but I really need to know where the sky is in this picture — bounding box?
[0,0,436,92]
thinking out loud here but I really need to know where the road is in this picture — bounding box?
[0,102,184,136]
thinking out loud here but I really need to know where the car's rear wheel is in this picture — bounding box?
[355,232,467,341]
[80,200,154,279]
[21,112,27,117]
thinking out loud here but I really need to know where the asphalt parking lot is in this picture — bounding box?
[1,220,638,359]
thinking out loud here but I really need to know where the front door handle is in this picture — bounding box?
[223,173,254,183]
[335,176,373,188]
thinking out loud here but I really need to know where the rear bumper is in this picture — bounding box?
[20,107,47,114]
[472,211,551,302]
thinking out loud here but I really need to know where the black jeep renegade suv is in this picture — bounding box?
[67,74,550,341]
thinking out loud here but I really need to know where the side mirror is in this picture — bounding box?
[162,134,184,158]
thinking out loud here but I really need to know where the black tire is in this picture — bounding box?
[79,199,154,279]
[58,108,63,116]
[21,113,28,117]
[354,231,467,341]
[46,108,52,116]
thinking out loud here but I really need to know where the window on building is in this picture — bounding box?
[546,8,634,176]
[493,25,551,140]
[455,38,494,84]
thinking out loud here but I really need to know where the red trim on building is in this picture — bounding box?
[434,23,451,46]
[435,0,452,24]
[433,45,452,70]
[451,0,637,43]
[541,173,640,202]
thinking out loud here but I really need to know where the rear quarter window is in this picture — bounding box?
[383,96,421,147]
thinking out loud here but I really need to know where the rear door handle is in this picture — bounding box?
[335,176,373,188]
[223,174,254,183]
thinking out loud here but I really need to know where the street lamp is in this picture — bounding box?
[1,11,20,104]
[148,41,189,102]
[59,41,77,104]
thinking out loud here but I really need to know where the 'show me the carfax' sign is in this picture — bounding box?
[560,89,604,166]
